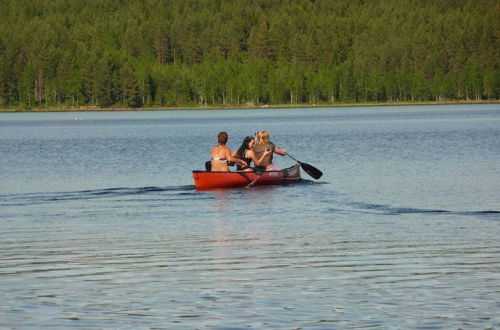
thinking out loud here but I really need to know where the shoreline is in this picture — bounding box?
[0,100,498,113]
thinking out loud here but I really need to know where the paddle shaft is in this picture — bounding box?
[286,153,300,163]
[269,141,323,179]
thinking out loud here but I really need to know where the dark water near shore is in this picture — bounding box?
[1,105,499,328]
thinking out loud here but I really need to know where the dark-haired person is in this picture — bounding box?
[210,131,247,171]
[233,136,271,171]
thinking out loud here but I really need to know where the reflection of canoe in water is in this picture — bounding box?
[192,164,301,189]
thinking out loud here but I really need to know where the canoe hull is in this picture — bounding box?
[192,164,301,189]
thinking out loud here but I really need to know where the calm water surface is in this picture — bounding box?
[1,104,499,328]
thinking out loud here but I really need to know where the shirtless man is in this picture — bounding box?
[210,131,247,171]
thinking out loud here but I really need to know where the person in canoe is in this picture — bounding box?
[254,131,288,171]
[233,136,272,171]
[210,131,247,172]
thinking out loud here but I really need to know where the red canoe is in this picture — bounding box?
[192,164,301,189]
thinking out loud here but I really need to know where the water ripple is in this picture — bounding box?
[0,185,196,207]
[347,202,500,218]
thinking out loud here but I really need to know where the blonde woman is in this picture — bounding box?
[253,131,287,171]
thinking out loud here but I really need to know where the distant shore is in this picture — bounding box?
[1,100,498,113]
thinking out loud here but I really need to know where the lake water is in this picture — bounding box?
[1,104,499,328]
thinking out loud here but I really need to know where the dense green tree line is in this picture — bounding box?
[0,0,498,109]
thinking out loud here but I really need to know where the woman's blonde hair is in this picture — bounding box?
[258,131,270,145]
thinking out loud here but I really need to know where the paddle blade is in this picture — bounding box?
[254,166,266,175]
[298,161,323,179]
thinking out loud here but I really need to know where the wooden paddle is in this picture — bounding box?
[246,166,267,187]
[253,165,266,175]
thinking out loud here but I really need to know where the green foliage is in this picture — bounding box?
[0,0,498,108]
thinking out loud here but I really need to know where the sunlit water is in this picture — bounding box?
[1,105,499,328]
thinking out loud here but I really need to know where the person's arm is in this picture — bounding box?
[273,145,287,156]
[250,149,272,166]
[227,148,247,167]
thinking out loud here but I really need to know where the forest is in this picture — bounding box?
[0,0,498,109]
